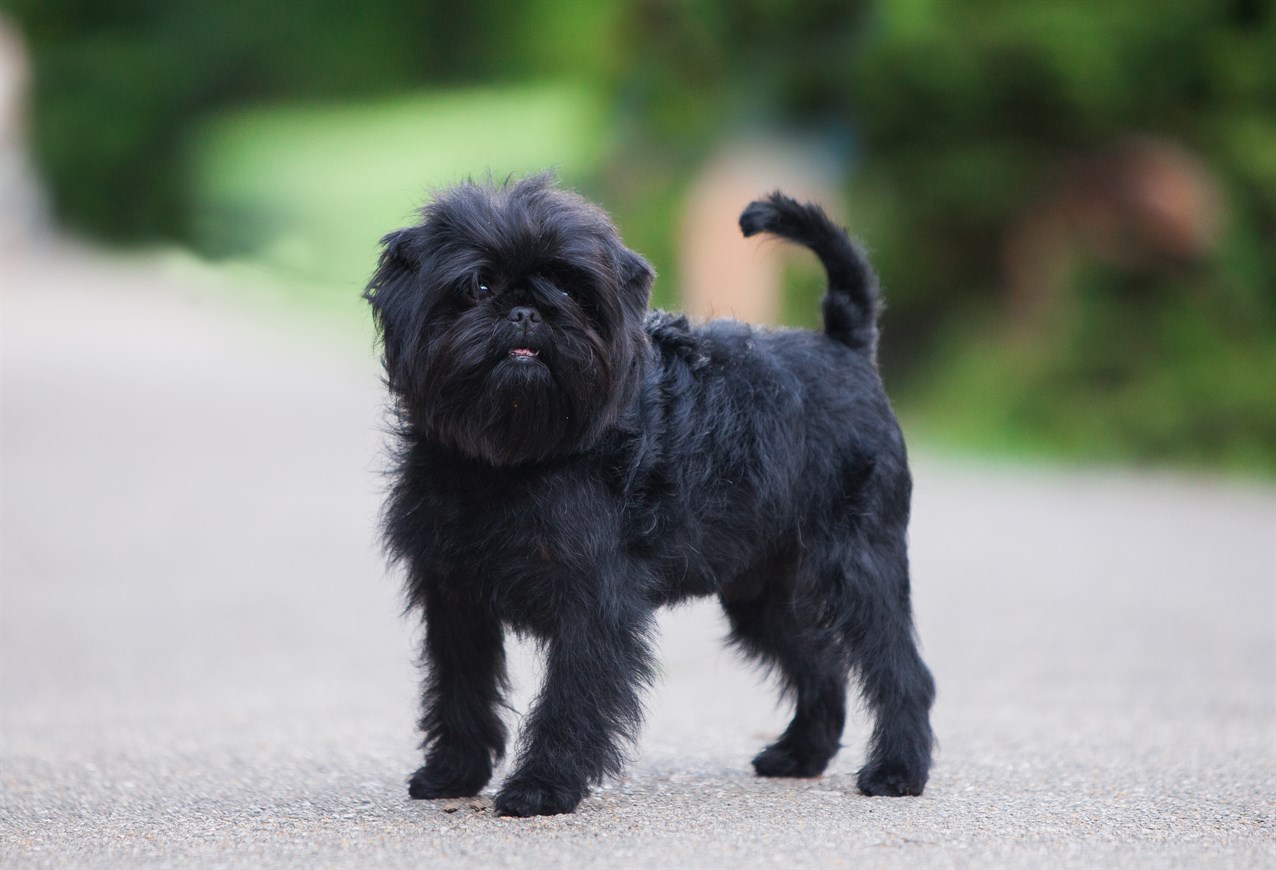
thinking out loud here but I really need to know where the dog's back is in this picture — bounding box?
[639,306,907,605]
[639,190,905,597]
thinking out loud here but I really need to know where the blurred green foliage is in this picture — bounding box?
[9,0,624,240]
[9,0,1276,470]
[840,0,1276,470]
[845,0,1276,340]
[190,84,605,295]
[908,270,1276,472]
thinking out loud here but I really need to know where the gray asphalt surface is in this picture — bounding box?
[3,248,1274,869]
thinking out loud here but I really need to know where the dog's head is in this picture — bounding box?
[366,173,654,466]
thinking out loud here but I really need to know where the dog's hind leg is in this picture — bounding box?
[722,579,851,778]
[844,517,936,797]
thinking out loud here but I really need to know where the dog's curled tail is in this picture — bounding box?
[739,192,880,360]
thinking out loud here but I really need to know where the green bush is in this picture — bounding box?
[839,0,1276,468]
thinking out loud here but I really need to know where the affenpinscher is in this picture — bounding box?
[365,173,935,817]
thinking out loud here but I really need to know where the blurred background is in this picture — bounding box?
[4,0,1274,472]
[3,6,1274,865]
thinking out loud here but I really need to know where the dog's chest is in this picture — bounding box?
[421,468,622,629]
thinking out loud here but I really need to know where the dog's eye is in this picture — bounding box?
[540,265,584,298]
[469,281,494,301]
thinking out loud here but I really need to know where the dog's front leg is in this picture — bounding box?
[408,586,508,800]
[494,596,655,817]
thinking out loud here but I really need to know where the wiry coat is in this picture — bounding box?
[366,175,935,817]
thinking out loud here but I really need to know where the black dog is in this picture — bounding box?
[365,174,935,817]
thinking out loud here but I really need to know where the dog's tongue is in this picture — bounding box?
[511,348,538,358]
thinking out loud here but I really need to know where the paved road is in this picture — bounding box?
[3,248,1274,868]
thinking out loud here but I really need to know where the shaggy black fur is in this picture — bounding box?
[365,174,935,817]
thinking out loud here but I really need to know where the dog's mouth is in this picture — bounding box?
[508,347,540,361]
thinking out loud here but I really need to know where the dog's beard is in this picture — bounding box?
[410,306,626,466]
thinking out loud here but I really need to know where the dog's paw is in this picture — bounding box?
[856,761,927,797]
[407,757,491,800]
[751,741,832,778]
[493,776,584,817]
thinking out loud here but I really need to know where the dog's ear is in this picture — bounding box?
[365,228,421,391]
[618,247,654,313]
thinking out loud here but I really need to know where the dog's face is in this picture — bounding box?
[366,175,654,466]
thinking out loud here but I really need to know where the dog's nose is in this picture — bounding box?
[508,307,541,325]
